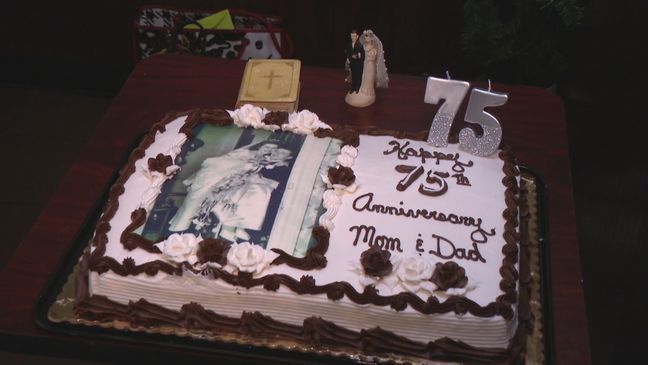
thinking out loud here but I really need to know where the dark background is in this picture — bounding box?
[1,1,646,364]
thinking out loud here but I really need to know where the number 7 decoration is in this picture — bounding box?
[395,165,449,197]
[425,76,508,157]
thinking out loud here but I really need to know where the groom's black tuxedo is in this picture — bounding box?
[346,41,364,93]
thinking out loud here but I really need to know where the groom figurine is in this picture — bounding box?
[345,29,364,93]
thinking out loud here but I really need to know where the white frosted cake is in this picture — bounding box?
[76,105,530,364]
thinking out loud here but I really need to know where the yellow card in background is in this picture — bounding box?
[184,9,234,30]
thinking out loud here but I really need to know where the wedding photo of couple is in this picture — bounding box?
[142,125,306,250]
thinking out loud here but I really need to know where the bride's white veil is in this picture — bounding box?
[361,30,389,89]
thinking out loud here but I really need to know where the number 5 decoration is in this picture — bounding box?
[425,76,508,157]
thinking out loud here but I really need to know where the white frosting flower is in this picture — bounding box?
[155,233,200,265]
[228,104,278,130]
[340,145,358,158]
[283,109,332,135]
[336,145,358,168]
[395,256,437,293]
[336,154,355,168]
[225,241,278,275]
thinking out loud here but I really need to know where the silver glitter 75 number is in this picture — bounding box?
[459,88,508,157]
[424,77,508,157]
[424,77,470,147]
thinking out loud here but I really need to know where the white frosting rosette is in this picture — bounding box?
[336,145,358,168]
[227,104,278,131]
[224,241,278,275]
[155,233,200,265]
[394,256,437,294]
[283,109,332,135]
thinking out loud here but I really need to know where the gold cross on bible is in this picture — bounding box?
[237,59,300,112]
[262,70,281,89]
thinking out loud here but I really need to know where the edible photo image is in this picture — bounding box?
[141,123,305,249]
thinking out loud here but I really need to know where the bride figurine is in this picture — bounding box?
[345,30,389,107]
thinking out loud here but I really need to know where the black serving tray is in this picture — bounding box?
[34,131,553,365]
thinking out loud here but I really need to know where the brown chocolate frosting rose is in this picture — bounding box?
[327,166,356,186]
[360,246,393,277]
[431,261,468,291]
[147,153,173,174]
[197,238,230,266]
[262,111,289,127]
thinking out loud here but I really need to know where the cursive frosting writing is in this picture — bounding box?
[352,192,496,244]
[350,224,487,264]
[383,140,474,173]
[416,233,486,263]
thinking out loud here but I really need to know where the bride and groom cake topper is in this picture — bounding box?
[345,29,389,107]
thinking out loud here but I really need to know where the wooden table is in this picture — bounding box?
[0,54,590,364]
